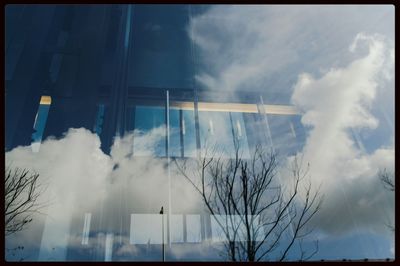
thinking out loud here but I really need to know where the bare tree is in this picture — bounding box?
[5,167,45,235]
[379,169,394,192]
[378,168,394,232]
[174,145,323,262]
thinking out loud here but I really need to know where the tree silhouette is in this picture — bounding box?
[174,145,323,261]
[5,167,45,235]
[378,168,394,232]
[379,169,394,192]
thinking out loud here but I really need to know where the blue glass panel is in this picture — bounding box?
[134,105,165,157]
[169,108,181,157]
[31,105,50,143]
[199,111,235,158]
[230,112,250,158]
[31,99,51,152]
[93,104,105,135]
[267,114,305,157]
[182,109,197,158]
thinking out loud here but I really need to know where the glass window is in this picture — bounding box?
[199,111,235,158]
[169,108,181,157]
[171,214,184,243]
[169,106,197,158]
[31,96,51,153]
[210,215,262,242]
[198,110,251,159]
[182,109,197,158]
[130,214,164,244]
[133,105,166,157]
[267,114,305,157]
[230,112,250,158]
[93,104,105,136]
[186,214,201,243]
[104,233,114,261]
[210,214,241,242]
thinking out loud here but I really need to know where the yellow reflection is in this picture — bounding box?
[40,96,52,105]
[170,101,299,115]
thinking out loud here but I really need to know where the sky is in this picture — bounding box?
[188,4,395,259]
[5,4,395,261]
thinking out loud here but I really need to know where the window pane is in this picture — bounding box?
[133,105,166,157]
[182,109,197,158]
[210,215,262,242]
[130,214,163,244]
[93,104,105,135]
[169,108,181,157]
[171,214,184,243]
[186,214,201,243]
[267,114,305,157]
[230,112,250,158]
[31,96,51,153]
[199,111,235,158]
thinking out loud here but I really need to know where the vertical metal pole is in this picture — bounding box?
[162,212,165,262]
[179,109,184,157]
[193,88,201,159]
[166,90,172,249]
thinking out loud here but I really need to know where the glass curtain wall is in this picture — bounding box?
[5,4,394,262]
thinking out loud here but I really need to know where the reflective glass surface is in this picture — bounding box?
[5,4,394,262]
[134,105,166,157]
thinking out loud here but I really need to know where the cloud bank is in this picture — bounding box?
[5,127,203,260]
[289,32,394,235]
[188,5,394,236]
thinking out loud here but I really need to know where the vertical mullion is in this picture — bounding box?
[166,90,172,249]
[193,88,201,158]
[228,112,237,151]
[179,109,184,158]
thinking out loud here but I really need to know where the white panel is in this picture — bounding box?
[130,214,163,244]
[210,215,230,242]
[171,215,183,243]
[186,214,201,243]
[210,215,262,242]
[130,214,135,244]
[104,233,113,261]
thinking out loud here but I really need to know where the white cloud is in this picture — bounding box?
[6,128,113,214]
[189,5,394,236]
[289,33,394,235]
[5,127,203,260]
[6,128,114,260]
[110,126,166,160]
[189,5,393,97]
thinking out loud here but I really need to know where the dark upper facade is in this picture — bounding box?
[6,4,303,156]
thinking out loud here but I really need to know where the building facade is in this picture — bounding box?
[5,4,395,261]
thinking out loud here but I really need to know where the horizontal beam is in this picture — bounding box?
[170,101,299,115]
